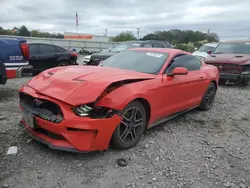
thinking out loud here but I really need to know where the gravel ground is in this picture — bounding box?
[0,77,250,188]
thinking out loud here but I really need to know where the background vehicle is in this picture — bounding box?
[205,40,250,86]
[19,48,218,152]
[78,48,101,55]
[192,43,218,60]
[23,43,78,75]
[82,48,112,65]
[87,40,173,66]
[0,37,31,85]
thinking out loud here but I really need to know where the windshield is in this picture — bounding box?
[100,50,169,74]
[213,43,250,54]
[110,42,142,52]
[198,44,216,52]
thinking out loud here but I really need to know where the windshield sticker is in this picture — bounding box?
[146,52,163,57]
[133,43,140,46]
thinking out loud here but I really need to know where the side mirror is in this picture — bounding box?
[168,67,188,76]
[207,50,212,55]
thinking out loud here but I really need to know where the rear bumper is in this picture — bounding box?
[5,62,33,78]
[219,73,250,81]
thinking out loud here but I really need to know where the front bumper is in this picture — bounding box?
[19,85,122,152]
[219,73,250,81]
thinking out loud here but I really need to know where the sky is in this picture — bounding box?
[0,0,250,39]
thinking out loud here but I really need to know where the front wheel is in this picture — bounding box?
[111,101,147,150]
[199,82,217,110]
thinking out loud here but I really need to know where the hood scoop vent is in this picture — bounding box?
[235,55,243,58]
[211,55,216,57]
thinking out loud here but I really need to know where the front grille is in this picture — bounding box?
[88,56,109,66]
[19,92,64,123]
[206,62,241,74]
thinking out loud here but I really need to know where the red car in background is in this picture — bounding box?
[205,40,250,86]
[19,48,219,152]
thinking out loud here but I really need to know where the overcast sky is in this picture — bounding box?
[0,0,250,39]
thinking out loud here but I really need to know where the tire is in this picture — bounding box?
[58,61,70,66]
[111,101,147,150]
[219,79,226,85]
[199,82,217,110]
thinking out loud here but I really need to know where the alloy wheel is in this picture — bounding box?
[119,107,144,144]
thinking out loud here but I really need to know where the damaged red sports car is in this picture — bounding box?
[19,48,219,152]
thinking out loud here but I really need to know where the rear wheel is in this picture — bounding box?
[199,83,217,110]
[111,101,147,149]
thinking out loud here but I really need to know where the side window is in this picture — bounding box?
[165,55,201,74]
[143,43,152,47]
[39,44,56,54]
[152,43,164,48]
[29,45,37,56]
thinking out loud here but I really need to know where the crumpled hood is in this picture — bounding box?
[205,54,250,65]
[27,66,155,106]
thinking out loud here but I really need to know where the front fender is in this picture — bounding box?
[96,84,150,110]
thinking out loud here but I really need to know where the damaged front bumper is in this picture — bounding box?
[19,85,122,152]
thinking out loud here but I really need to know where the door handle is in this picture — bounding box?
[199,76,205,80]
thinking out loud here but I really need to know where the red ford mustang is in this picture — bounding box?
[19,48,219,152]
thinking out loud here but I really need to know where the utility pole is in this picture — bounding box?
[137,28,140,40]
[207,29,210,34]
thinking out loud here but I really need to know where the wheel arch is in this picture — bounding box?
[130,98,151,127]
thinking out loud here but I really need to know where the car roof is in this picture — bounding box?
[129,48,189,54]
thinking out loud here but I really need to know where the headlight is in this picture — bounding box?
[72,103,118,118]
[73,104,94,117]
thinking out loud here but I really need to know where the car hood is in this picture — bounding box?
[205,54,250,65]
[192,51,209,59]
[91,51,118,57]
[27,66,155,106]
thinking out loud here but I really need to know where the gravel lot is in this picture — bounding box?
[0,77,250,188]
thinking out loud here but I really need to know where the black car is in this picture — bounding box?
[24,43,78,74]
[87,40,173,66]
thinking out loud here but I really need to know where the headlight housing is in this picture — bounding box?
[72,103,118,118]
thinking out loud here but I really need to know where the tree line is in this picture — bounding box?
[110,30,219,43]
[0,25,64,38]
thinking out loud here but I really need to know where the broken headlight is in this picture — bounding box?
[72,103,118,118]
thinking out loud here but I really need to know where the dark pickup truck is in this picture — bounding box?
[0,37,31,85]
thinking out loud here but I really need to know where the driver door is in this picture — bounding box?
[161,54,206,116]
